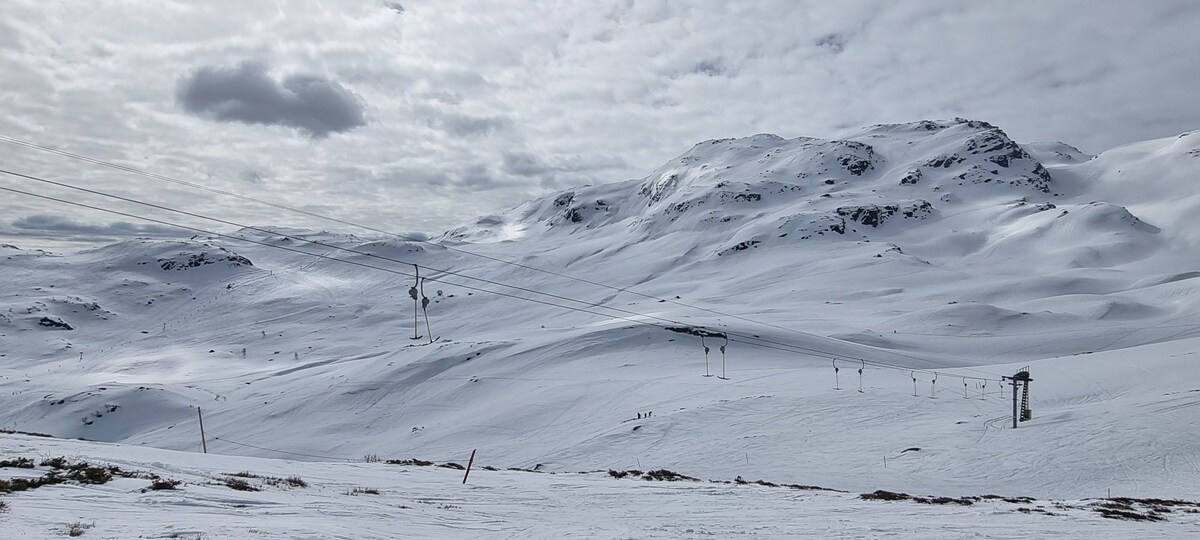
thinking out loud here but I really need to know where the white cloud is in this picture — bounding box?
[1,0,1198,246]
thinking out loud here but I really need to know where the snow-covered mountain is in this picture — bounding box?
[3,119,1200,502]
[444,118,1200,355]
[449,119,1060,249]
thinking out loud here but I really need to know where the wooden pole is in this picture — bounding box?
[197,407,208,453]
[462,449,477,484]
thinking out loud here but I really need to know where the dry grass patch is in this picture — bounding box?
[66,520,94,537]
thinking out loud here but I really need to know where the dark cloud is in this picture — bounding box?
[815,33,847,53]
[12,215,182,240]
[176,61,367,138]
[691,59,729,77]
[384,2,405,14]
[239,169,268,183]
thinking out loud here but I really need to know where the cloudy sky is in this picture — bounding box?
[2,0,1199,247]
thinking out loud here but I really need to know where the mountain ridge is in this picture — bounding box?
[2,118,1199,499]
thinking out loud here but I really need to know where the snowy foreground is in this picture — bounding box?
[2,433,1199,539]
[3,335,1199,538]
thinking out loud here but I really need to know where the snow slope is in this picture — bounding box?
[3,119,1200,515]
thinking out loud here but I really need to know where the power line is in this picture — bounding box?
[0,183,672,328]
[50,171,968,378]
[209,434,358,461]
[0,177,1002,382]
[1,168,798,360]
[210,433,471,463]
[0,134,1000,377]
[0,167,673,323]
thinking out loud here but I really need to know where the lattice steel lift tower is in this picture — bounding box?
[1002,367,1032,428]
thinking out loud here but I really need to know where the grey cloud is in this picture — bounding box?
[425,111,509,138]
[239,169,269,183]
[370,163,506,192]
[4,1,1200,248]
[0,19,22,51]
[423,69,492,92]
[384,2,405,14]
[422,91,463,105]
[176,61,366,138]
[457,164,497,189]
[691,59,732,77]
[815,33,847,54]
[502,151,628,177]
[1028,64,1112,90]
[502,151,553,176]
[410,162,519,191]
[12,215,182,240]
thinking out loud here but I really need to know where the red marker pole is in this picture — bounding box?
[462,449,477,484]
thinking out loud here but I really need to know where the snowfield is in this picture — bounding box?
[2,432,1198,539]
[3,119,1200,537]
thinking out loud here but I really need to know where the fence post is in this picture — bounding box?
[197,407,207,454]
[462,449,477,484]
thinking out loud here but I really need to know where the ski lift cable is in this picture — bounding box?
[0,134,843,326]
[0,184,710,330]
[0,174,1001,382]
[210,433,464,463]
[0,167,677,323]
[0,135,1004,377]
[724,335,995,381]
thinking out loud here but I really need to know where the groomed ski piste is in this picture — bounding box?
[3,119,1200,537]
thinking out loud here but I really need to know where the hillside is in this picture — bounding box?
[3,118,1200,508]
